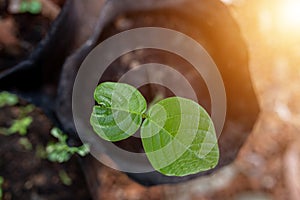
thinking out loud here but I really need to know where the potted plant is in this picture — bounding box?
[0,0,260,188]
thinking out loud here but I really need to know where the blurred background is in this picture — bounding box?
[0,0,300,199]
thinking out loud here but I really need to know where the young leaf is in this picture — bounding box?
[58,170,72,186]
[46,128,90,163]
[8,116,33,136]
[51,127,67,142]
[20,0,42,14]
[90,82,147,142]
[0,91,18,107]
[89,82,220,177]
[141,97,219,176]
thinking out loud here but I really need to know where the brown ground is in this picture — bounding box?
[1,0,300,200]
[0,101,91,200]
[0,0,63,69]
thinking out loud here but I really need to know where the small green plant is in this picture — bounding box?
[20,0,42,14]
[0,92,18,107]
[0,116,33,136]
[90,82,220,176]
[0,92,33,136]
[0,91,89,164]
[0,176,3,200]
[46,128,90,163]
[58,170,72,186]
[7,117,33,136]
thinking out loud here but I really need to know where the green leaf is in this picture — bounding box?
[90,82,147,142]
[58,170,72,186]
[8,117,33,136]
[28,1,42,14]
[46,128,90,163]
[75,144,90,156]
[89,82,220,177]
[51,127,67,142]
[0,91,18,107]
[20,0,42,14]
[141,97,219,176]
[46,142,72,163]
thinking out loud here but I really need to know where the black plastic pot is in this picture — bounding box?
[0,0,260,186]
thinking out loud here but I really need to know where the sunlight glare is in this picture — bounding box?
[278,0,300,30]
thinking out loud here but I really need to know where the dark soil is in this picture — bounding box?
[0,0,65,70]
[0,101,91,200]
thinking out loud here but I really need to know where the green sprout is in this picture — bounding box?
[46,128,90,163]
[20,0,42,14]
[0,116,33,136]
[0,92,34,136]
[7,117,33,136]
[0,92,18,107]
[58,170,72,186]
[90,82,220,177]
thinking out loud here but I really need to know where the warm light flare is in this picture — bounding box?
[277,0,300,31]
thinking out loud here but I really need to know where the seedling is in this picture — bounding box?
[9,0,42,14]
[58,170,72,186]
[0,91,89,163]
[0,92,18,107]
[46,128,90,163]
[0,92,33,136]
[7,117,33,136]
[0,116,33,136]
[90,82,220,176]
[20,0,42,14]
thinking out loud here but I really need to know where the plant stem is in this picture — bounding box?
[142,113,149,119]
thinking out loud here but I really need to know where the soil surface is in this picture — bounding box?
[1,0,300,200]
[0,101,91,200]
[0,0,64,70]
